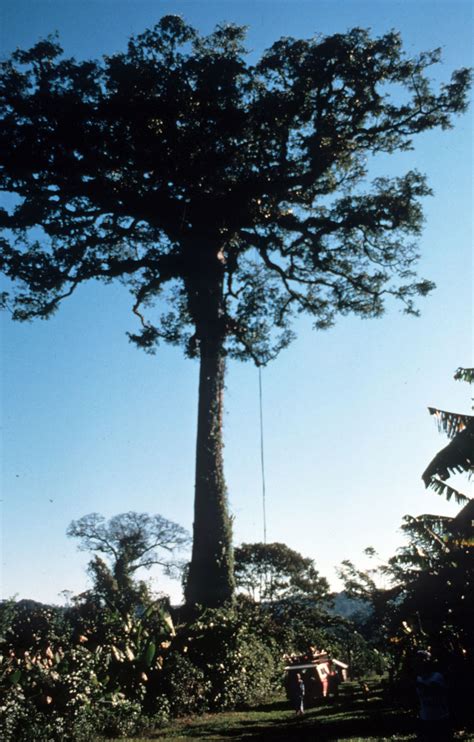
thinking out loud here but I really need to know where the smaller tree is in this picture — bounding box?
[66,512,188,712]
[383,506,474,719]
[67,511,190,610]
[337,550,398,647]
[386,512,472,644]
[234,542,329,603]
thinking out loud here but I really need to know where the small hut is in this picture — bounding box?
[284,649,348,704]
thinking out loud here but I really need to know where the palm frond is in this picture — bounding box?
[401,514,451,552]
[425,477,471,505]
[422,421,474,486]
[454,367,474,384]
[427,408,472,439]
[450,499,474,534]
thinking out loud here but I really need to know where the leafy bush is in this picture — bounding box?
[0,598,174,740]
[95,698,145,738]
[158,652,210,716]
[160,605,281,712]
[206,629,279,709]
[0,641,106,740]
[1,599,71,651]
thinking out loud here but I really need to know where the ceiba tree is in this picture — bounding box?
[0,16,470,608]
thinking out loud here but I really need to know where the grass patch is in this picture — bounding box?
[109,681,474,741]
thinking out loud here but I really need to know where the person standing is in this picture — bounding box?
[292,672,305,715]
[415,650,452,742]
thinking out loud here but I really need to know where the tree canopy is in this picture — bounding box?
[1,17,470,358]
[67,511,190,608]
[385,508,473,675]
[234,542,330,603]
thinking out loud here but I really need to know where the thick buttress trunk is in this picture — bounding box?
[184,254,235,609]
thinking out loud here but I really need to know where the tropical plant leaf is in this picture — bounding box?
[454,367,474,384]
[9,669,21,684]
[144,640,156,667]
[422,420,474,485]
[427,408,472,439]
[425,477,472,505]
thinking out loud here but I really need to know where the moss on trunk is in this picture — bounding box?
[185,332,235,608]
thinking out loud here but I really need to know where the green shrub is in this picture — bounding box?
[163,606,281,712]
[0,641,106,741]
[158,652,210,716]
[95,698,145,738]
[0,598,172,740]
[206,630,279,709]
[146,694,171,728]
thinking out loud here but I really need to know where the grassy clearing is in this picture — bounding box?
[110,681,474,741]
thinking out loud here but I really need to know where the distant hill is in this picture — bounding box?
[326,591,372,621]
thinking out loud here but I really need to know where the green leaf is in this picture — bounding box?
[144,640,156,667]
[9,669,21,684]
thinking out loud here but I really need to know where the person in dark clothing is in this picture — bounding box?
[415,650,452,742]
[292,672,305,715]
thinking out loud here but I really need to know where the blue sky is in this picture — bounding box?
[1,0,472,604]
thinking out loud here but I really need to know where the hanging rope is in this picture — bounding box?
[258,365,267,545]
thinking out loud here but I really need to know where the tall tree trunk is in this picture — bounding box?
[184,253,235,609]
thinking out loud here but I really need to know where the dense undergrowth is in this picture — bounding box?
[0,596,380,741]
